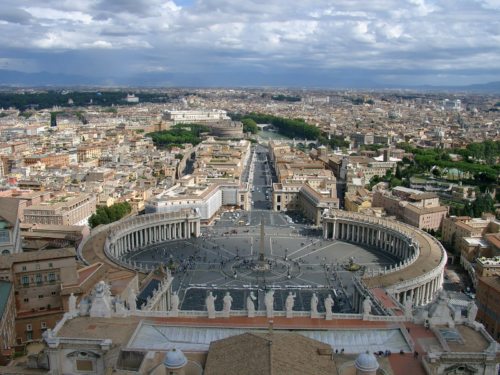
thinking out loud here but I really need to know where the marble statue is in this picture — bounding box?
[90,281,112,318]
[427,290,454,327]
[171,292,180,313]
[223,292,233,317]
[310,293,319,316]
[79,297,90,316]
[467,301,478,323]
[247,291,257,317]
[206,291,217,318]
[69,293,77,315]
[324,294,334,320]
[115,299,127,316]
[404,296,413,319]
[127,288,137,312]
[285,292,296,318]
[362,296,372,316]
[265,290,274,318]
[95,280,106,297]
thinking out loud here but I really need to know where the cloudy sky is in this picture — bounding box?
[1,0,499,87]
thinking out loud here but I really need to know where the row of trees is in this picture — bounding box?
[397,141,499,185]
[146,124,210,149]
[88,202,132,228]
[0,91,178,111]
[271,94,301,102]
[234,112,322,140]
[448,193,496,217]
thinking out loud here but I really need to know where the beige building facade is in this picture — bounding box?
[0,248,78,344]
[23,193,96,226]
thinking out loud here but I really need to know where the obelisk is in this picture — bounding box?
[258,216,265,263]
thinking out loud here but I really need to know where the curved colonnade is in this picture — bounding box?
[103,210,201,271]
[94,208,445,309]
[323,210,447,307]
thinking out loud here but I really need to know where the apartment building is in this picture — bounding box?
[145,176,249,222]
[272,178,339,225]
[372,186,448,231]
[441,214,499,257]
[270,142,339,224]
[0,281,15,364]
[23,153,70,168]
[0,248,78,343]
[476,274,500,342]
[23,193,96,226]
[0,199,22,255]
[345,188,373,213]
[77,145,102,163]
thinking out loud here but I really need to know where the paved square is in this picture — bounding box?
[122,211,398,312]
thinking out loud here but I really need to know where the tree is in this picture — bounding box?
[88,202,132,228]
[241,118,258,134]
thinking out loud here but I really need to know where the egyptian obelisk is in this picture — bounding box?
[258,216,265,263]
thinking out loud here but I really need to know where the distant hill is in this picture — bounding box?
[0,69,99,87]
[0,68,499,92]
[460,81,500,92]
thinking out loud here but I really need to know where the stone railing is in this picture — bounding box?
[353,276,391,316]
[141,277,173,311]
[131,308,403,321]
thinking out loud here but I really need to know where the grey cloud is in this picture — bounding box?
[0,0,498,86]
[0,7,33,25]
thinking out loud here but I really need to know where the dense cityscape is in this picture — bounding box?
[0,88,498,374]
[1,0,500,373]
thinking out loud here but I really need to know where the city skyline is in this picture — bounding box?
[1,0,500,88]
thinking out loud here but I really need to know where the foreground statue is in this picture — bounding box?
[324,294,334,320]
[310,293,319,318]
[206,291,217,319]
[223,292,233,318]
[362,296,373,316]
[247,291,257,318]
[265,290,274,318]
[285,292,296,318]
[170,291,180,317]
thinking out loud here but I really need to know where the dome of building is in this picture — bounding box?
[163,348,187,369]
[354,351,379,372]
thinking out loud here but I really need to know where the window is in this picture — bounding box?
[0,230,9,243]
[41,322,47,330]
[35,264,40,270]
[76,360,93,372]
[48,273,55,283]
[38,295,44,299]
[51,291,56,296]
[22,275,29,287]
[48,263,53,268]
[35,274,42,285]
[26,324,32,331]
[22,266,27,271]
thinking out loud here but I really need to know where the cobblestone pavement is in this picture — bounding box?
[124,211,398,312]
